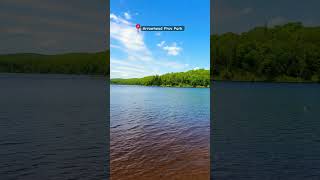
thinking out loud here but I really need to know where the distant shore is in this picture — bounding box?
[0,51,109,75]
[111,69,210,88]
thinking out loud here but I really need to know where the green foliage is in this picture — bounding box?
[211,22,320,82]
[111,69,210,88]
[0,51,109,75]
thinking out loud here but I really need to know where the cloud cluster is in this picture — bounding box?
[124,12,131,20]
[157,41,165,47]
[163,43,182,56]
[110,13,187,78]
[157,41,182,56]
[110,13,152,61]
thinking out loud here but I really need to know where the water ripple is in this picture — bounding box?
[111,85,209,180]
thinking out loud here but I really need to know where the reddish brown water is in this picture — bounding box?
[110,86,209,180]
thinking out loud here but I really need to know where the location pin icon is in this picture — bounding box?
[136,24,141,32]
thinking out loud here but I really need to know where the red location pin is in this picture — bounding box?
[136,24,141,33]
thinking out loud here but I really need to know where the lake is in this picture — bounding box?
[110,85,210,180]
[3,75,317,179]
[0,74,108,179]
[211,81,320,179]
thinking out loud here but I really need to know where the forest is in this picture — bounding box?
[111,69,210,87]
[0,51,109,75]
[211,22,320,82]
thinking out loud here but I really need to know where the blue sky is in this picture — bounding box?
[110,0,210,78]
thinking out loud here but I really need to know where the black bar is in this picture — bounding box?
[140,26,185,31]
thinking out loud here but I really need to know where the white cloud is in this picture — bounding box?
[157,41,183,55]
[155,32,161,36]
[193,67,200,70]
[110,13,131,25]
[111,69,142,78]
[155,60,189,69]
[111,58,148,78]
[110,14,118,21]
[157,41,165,47]
[114,66,147,74]
[124,12,131,20]
[110,44,121,49]
[110,13,150,55]
[163,42,182,56]
[111,58,145,69]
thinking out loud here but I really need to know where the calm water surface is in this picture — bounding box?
[0,74,108,179]
[111,85,210,180]
[212,82,320,180]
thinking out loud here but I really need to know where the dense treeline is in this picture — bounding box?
[211,22,320,82]
[111,69,210,87]
[0,51,109,75]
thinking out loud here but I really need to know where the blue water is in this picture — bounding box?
[110,85,210,180]
[211,82,320,180]
[0,74,108,179]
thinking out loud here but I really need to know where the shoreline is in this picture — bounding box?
[110,84,209,88]
[2,73,318,84]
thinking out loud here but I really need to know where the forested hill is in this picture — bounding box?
[111,69,210,87]
[0,51,109,75]
[211,22,320,82]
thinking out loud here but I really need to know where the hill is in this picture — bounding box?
[211,22,320,82]
[0,51,109,75]
[111,69,210,87]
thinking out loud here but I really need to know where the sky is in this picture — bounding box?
[110,0,210,79]
[0,0,107,54]
[212,0,320,34]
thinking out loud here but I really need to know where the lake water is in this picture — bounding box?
[211,82,320,179]
[110,85,210,180]
[3,75,318,180]
[0,74,108,179]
